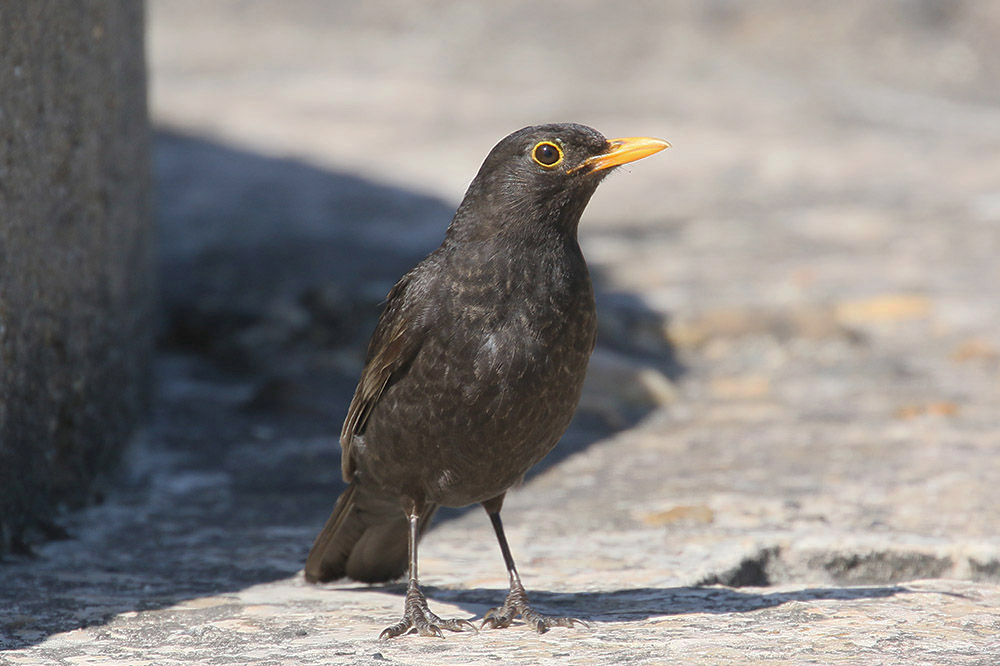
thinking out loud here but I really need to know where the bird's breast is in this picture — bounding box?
[358,242,597,506]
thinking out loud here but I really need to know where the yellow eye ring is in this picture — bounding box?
[531,141,564,168]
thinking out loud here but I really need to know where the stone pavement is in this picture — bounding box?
[3,2,1000,664]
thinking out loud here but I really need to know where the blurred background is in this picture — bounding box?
[5,1,1000,660]
[150,0,1000,368]
[149,0,1000,541]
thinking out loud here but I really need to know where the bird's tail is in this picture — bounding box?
[304,477,438,584]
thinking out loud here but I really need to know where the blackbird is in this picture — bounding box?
[305,123,668,638]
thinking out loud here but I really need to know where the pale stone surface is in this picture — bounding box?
[3,1,1000,664]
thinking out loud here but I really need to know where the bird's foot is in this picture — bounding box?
[379,582,478,639]
[481,580,589,633]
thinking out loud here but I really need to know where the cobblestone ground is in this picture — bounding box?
[3,2,1000,664]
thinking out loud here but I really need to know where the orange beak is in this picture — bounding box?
[571,136,670,173]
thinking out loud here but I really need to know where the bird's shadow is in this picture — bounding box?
[337,582,912,623]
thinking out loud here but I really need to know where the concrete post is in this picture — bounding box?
[0,2,153,554]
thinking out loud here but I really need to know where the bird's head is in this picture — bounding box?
[448,123,669,242]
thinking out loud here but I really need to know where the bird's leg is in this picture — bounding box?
[481,509,589,633]
[379,503,477,640]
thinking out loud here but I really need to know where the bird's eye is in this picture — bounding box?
[531,141,564,168]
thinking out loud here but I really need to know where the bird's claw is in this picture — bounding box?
[379,585,477,639]
[480,605,514,630]
[439,618,479,634]
[481,583,589,633]
[523,613,589,633]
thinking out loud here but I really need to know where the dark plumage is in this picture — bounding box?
[305,123,668,638]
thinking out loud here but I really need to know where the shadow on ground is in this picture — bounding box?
[335,583,910,623]
[0,129,678,650]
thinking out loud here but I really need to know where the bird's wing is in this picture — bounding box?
[340,273,424,481]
